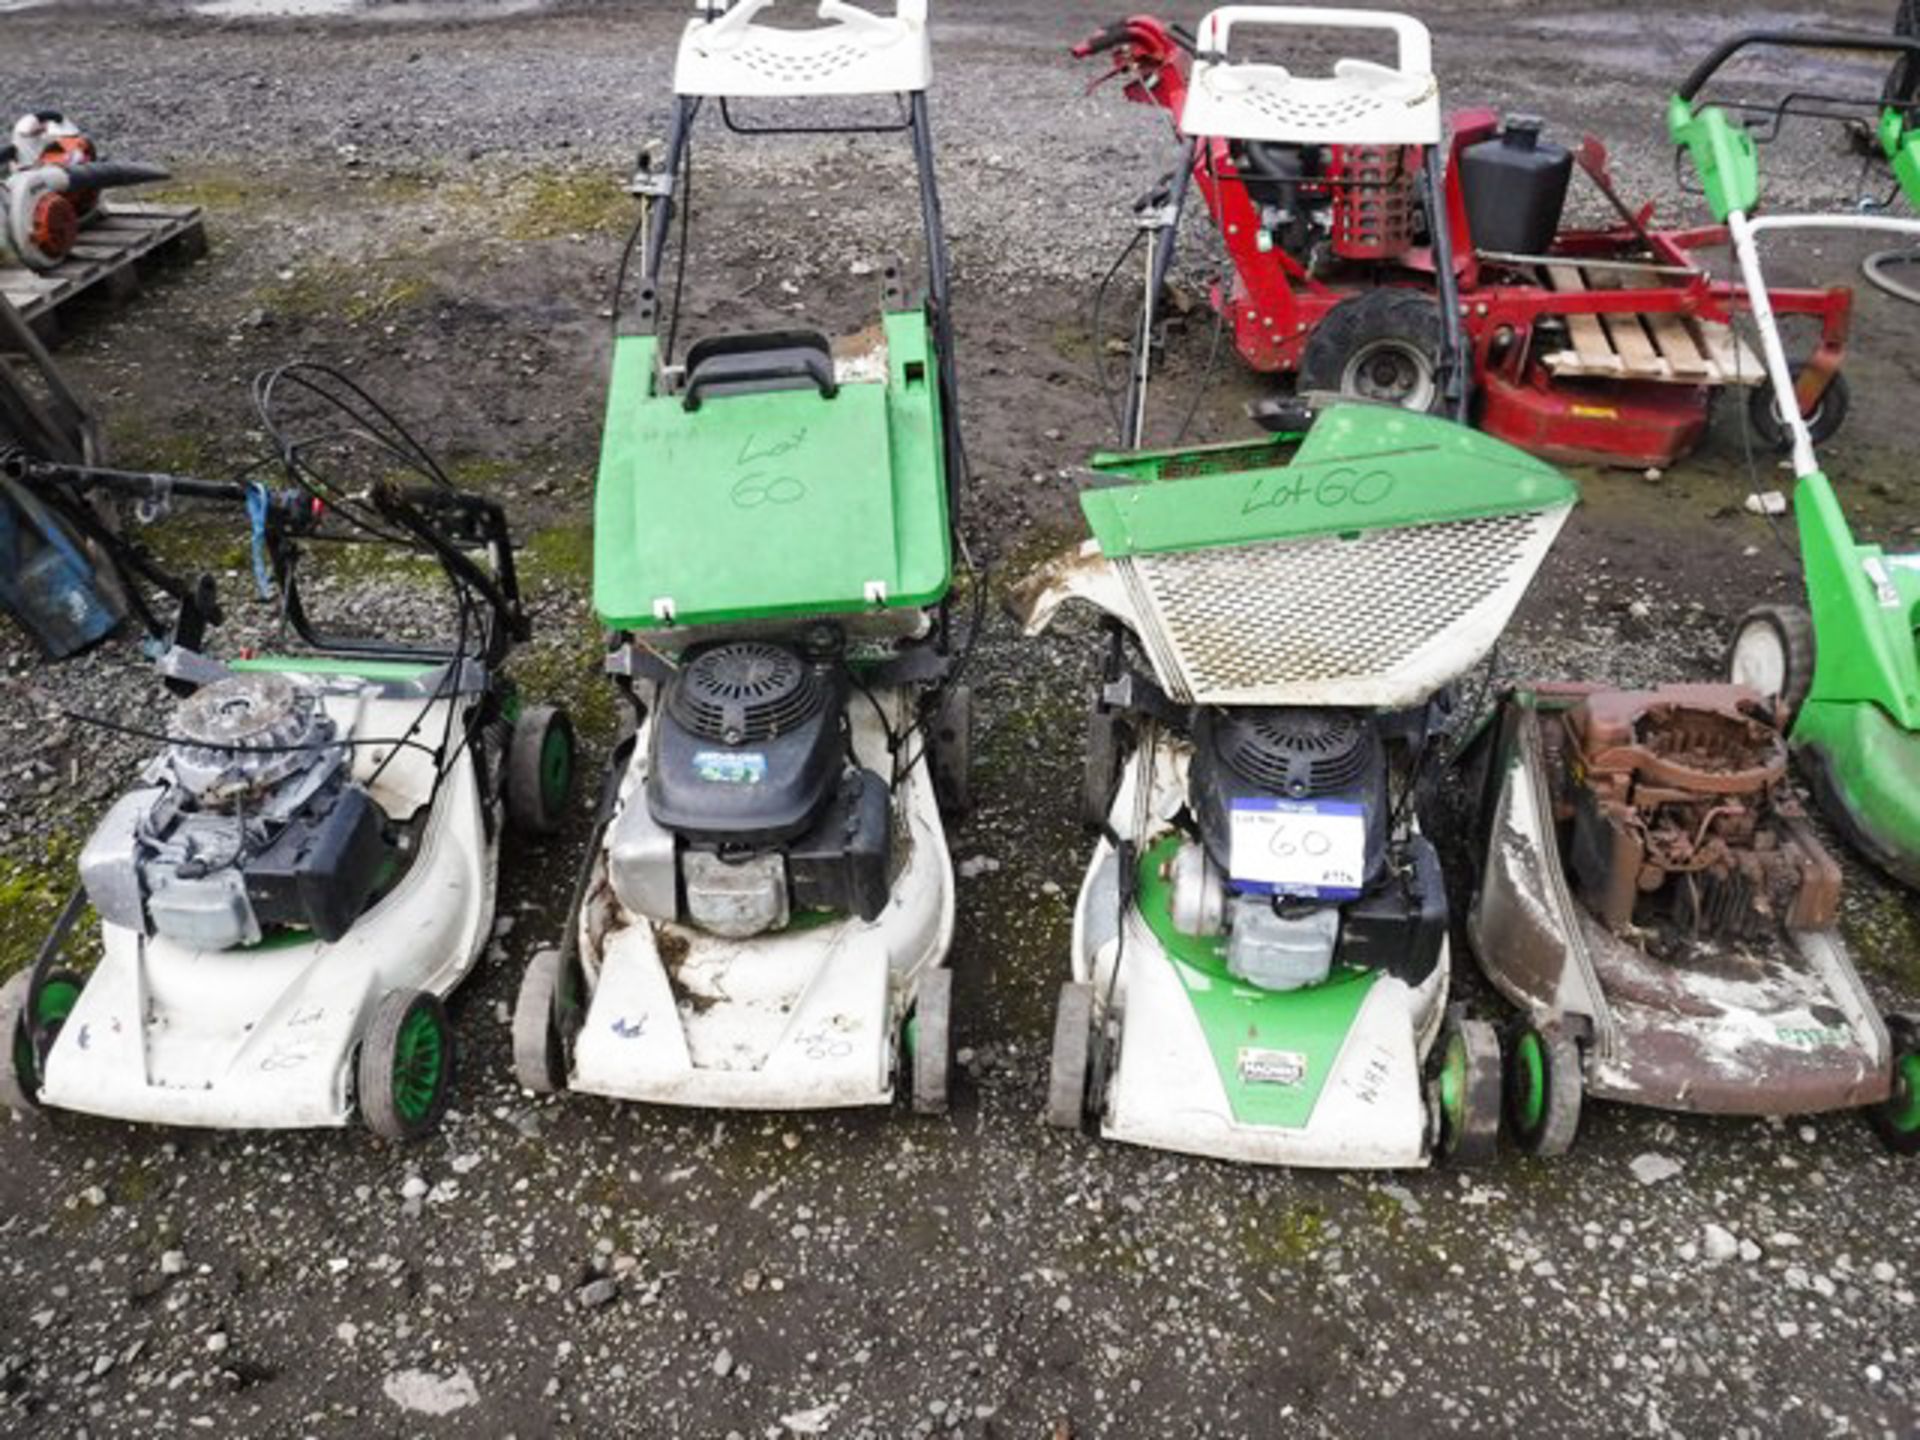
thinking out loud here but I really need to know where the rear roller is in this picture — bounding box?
[1505,1024,1583,1157]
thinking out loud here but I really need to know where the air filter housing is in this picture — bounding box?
[647,641,844,846]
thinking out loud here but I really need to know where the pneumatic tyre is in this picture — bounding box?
[1298,289,1446,413]
[1748,369,1850,452]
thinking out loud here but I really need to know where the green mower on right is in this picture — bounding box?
[1668,33,1920,897]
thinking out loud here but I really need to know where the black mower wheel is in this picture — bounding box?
[1727,604,1816,724]
[1433,1016,1502,1165]
[1748,369,1850,452]
[358,989,455,1142]
[512,947,570,1095]
[910,967,953,1116]
[1890,1,1919,105]
[1505,1025,1583,1157]
[929,684,974,818]
[1083,692,1125,832]
[1867,1013,1920,1156]
[1045,981,1097,1132]
[1298,289,1446,413]
[507,704,576,836]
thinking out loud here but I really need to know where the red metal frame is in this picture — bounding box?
[1076,17,1855,468]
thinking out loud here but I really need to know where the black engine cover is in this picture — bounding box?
[243,784,390,943]
[1189,707,1390,890]
[647,642,844,846]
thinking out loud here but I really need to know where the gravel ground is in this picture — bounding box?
[4,2,1920,1437]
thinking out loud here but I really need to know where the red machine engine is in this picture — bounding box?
[1553,687,1841,942]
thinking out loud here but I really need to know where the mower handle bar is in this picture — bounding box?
[1194,6,1432,78]
[680,346,839,412]
[1677,29,1920,103]
[701,0,922,40]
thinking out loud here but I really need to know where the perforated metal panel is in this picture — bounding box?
[675,2,933,99]
[1116,507,1571,707]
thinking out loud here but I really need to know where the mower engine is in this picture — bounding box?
[77,673,392,951]
[1167,707,1445,991]
[608,638,892,939]
[3,111,169,271]
[1556,688,1841,941]
[1232,141,1420,268]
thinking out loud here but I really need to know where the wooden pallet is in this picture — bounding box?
[1538,262,1764,386]
[0,202,206,344]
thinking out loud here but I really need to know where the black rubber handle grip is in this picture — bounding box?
[1678,29,1920,102]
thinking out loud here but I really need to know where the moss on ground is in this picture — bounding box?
[257,259,433,324]
[0,835,89,982]
[498,171,635,242]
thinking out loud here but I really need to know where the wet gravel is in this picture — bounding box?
[4,2,1920,1437]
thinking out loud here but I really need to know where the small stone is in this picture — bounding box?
[712,1347,734,1378]
[1701,1224,1739,1263]
[337,1323,359,1345]
[1630,1153,1683,1186]
[575,1277,620,1311]
[205,1333,229,1355]
[957,855,1001,881]
[160,1251,188,1277]
[1745,490,1788,516]
[400,1176,430,1202]
[81,1185,108,1208]
[1642,467,1663,483]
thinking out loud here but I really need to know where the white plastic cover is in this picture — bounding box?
[1179,5,1440,146]
[675,0,932,99]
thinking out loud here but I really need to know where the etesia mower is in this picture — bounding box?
[1017,405,1578,1168]
[1463,30,1920,1160]
[1073,6,1858,469]
[513,0,975,1115]
[0,362,576,1140]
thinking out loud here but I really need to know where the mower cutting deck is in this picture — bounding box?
[1075,6,1853,468]
[515,0,971,1116]
[0,369,576,1140]
[1020,406,1577,1168]
[1463,31,1920,1159]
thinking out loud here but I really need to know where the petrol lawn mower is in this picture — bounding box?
[512,0,973,1115]
[1074,6,1856,468]
[1461,32,1920,1159]
[2,112,169,272]
[1016,405,1577,1168]
[0,362,577,1139]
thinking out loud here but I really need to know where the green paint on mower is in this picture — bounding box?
[1133,835,1377,1131]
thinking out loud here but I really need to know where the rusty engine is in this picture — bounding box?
[1551,686,1840,940]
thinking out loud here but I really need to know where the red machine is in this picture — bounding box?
[1076,13,1854,468]
[3,112,169,272]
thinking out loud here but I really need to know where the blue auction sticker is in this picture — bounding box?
[1227,797,1366,901]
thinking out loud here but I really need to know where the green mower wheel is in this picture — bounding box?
[0,968,83,1115]
[507,705,576,836]
[359,989,455,1142]
[1434,1017,1502,1165]
[1505,1025,1583,1157]
[1867,1015,1920,1156]
[910,967,953,1116]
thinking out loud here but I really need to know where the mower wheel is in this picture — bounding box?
[1727,604,1815,724]
[0,968,83,1116]
[1433,1016,1502,1165]
[1505,1025,1582,1157]
[1749,369,1850,451]
[358,989,455,1142]
[1299,289,1445,414]
[512,948,571,1095]
[1083,692,1125,832]
[929,684,974,818]
[910,967,953,1115]
[1045,981,1097,1131]
[1867,1013,1920,1156]
[507,705,576,836]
